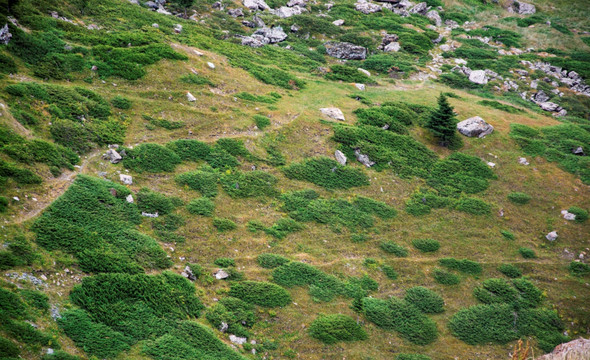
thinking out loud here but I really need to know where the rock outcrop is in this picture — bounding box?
[324,41,367,60]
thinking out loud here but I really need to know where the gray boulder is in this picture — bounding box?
[384,42,400,52]
[469,70,488,85]
[354,149,375,167]
[539,102,560,112]
[335,150,347,165]
[510,1,535,14]
[214,269,229,280]
[242,35,267,47]
[320,107,345,121]
[0,24,12,45]
[324,41,367,60]
[546,231,558,242]
[243,0,270,10]
[119,174,133,185]
[532,90,550,103]
[409,2,428,15]
[572,146,585,156]
[332,19,345,26]
[287,0,307,6]
[254,26,287,43]
[457,116,494,138]
[228,8,244,17]
[181,265,197,280]
[355,0,382,14]
[103,149,122,164]
[426,10,442,26]
[271,5,306,17]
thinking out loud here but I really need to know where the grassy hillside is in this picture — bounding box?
[0,0,589,359]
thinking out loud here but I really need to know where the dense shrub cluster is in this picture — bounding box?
[280,190,396,231]
[175,169,219,197]
[380,241,409,257]
[507,192,531,205]
[282,157,369,189]
[497,264,522,278]
[455,197,491,215]
[382,264,399,280]
[519,247,537,259]
[220,170,278,198]
[432,268,460,285]
[473,278,542,309]
[362,297,438,345]
[510,123,590,184]
[249,218,305,239]
[253,114,271,130]
[166,139,212,162]
[411,239,440,253]
[213,217,237,231]
[569,261,590,277]
[439,258,482,275]
[186,197,215,216]
[272,261,378,302]
[228,281,291,307]
[33,175,171,272]
[478,100,524,114]
[0,235,38,270]
[568,206,588,223]
[206,297,255,338]
[309,314,367,344]
[257,253,291,269]
[325,65,373,83]
[123,143,182,173]
[426,153,496,197]
[404,287,444,314]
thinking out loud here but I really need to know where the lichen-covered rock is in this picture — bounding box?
[324,41,367,60]
[409,2,428,15]
[537,338,590,360]
[509,0,536,14]
[243,0,270,10]
[319,107,345,121]
[468,70,488,85]
[457,116,494,138]
[426,10,442,26]
[355,0,382,14]
[334,150,347,165]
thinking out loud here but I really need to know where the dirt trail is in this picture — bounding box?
[14,150,101,224]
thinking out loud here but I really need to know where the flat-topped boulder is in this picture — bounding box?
[457,116,494,138]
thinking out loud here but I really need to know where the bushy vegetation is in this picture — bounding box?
[507,192,531,205]
[380,241,409,257]
[439,258,482,275]
[253,115,271,130]
[325,65,373,83]
[229,281,291,307]
[186,197,215,216]
[568,206,588,223]
[220,170,278,198]
[206,297,255,338]
[411,239,440,253]
[519,247,537,259]
[404,287,444,314]
[455,197,491,215]
[123,143,182,173]
[111,95,132,109]
[309,314,367,344]
[175,169,219,197]
[282,157,369,189]
[432,268,460,285]
[257,253,291,269]
[478,100,524,114]
[569,261,590,277]
[249,218,304,239]
[396,354,431,360]
[497,264,522,278]
[382,264,399,280]
[213,217,237,231]
[361,297,438,345]
[166,139,212,162]
[427,153,496,197]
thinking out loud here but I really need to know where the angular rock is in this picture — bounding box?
[518,157,529,165]
[572,146,585,156]
[229,335,247,345]
[243,0,270,10]
[0,24,11,45]
[355,83,366,91]
[207,62,215,69]
[457,116,494,138]
[271,5,306,18]
[214,269,229,279]
[254,26,287,43]
[335,150,347,165]
[126,194,134,203]
[545,231,558,242]
[355,0,382,14]
[510,1,536,14]
[119,174,133,185]
[383,41,400,52]
[324,41,367,60]
[426,10,442,26]
[354,149,375,167]
[103,149,122,164]
[539,102,560,112]
[332,19,345,26]
[537,338,590,360]
[173,24,182,33]
[242,35,267,47]
[142,212,159,218]
[468,70,488,85]
[562,210,576,221]
[445,19,459,28]
[319,107,345,121]
[182,265,197,280]
[187,92,197,102]
[357,68,371,77]
[409,2,427,15]
[228,8,244,17]
[287,0,306,6]
[532,90,550,103]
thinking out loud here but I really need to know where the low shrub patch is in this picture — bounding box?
[137,188,180,215]
[325,65,373,84]
[112,95,132,109]
[257,254,291,269]
[411,239,440,253]
[282,157,369,190]
[229,281,291,307]
[519,247,536,259]
[507,192,531,205]
[175,170,218,198]
[497,264,522,278]
[569,261,590,277]
[455,197,491,215]
[220,170,278,198]
[123,143,181,173]
[214,257,235,268]
[501,230,515,240]
[404,287,444,314]
[439,258,482,275]
[568,206,588,223]
[432,268,460,285]
[213,217,237,232]
[166,139,212,162]
[309,314,367,344]
[253,115,271,130]
[186,197,215,216]
[382,265,398,280]
[380,241,409,257]
[397,354,431,360]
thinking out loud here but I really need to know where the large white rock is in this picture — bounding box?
[426,10,442,26]
[383,42,400,52]
[457,116,494,138]
[243,0,270,10]
[469,70,488,85]
[357,68,371,77]
[229,335,247,345]
[355,0,381,14]
[126,194,134,203]
[320,107,345,121]
[334,150,347,165]
[271,5,306,18]
[354,83,365,91]
[332,19,345,26]
[187,92,196,102]
[119,174,133,185]
[546,231,558,241]
[214,269,229,279]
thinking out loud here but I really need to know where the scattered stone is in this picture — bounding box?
[572,146,585,156]
[561,210,576,221]
[187,92,197,102]
[50,306,61,320]
[207,62,215,69]
[212,1,223,9]
[229,335,247,345]
[181,265,197,280]
[324,41,367,60]
[355,0,382,14]
[354,83,366,91]
[468,70,488,85]
[219,322,229,332]
[173,24,182,33]
[384,41,400,52]
[546,231,558,242]
[152,23,159,28]
[119,174,133,185]
[409,2,427,15]
[332,19,345,26]
[509,1,536,14]
[0,24,12,45]
[255,26,287,43]
[142,212,159,218]
[214,269,229,279]
[532,90,550,103]
[290,24,300,32]
[243,0,270,10]
[518,157,529,165]
[457,116,494,138]
[354,149,375,167]
[334,150,347,165]
[271,5,306,18]
[426,10,442,26]
[12,196,19,201]
[319,107,345,121]
[126,194,134,203]
[487,162,496,168]
[228,8,244,17]
[445,19,459,28]
[103,149,122,164]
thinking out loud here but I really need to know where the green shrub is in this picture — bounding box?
[0,336,20,358]
[179,73,214,86]
[404,287,444,314]
[206,297,255,338]
[257,254,290,269]
[148,117,185,130]
[309,314,367,344]
[0,196,8,212]
[478,100,524,114]
[137,188,179,215]
[325,65,373,83]
[351,234,369,243]
[112,95,132,109]
[220,170,278,198]
[568,206,588,223]
[569,261,590,277]
[206,148,240,169]
[264,218,304,239]
[455,197,491,215]
[175,170,218,197]
[380,241,408,257]
[214,257,235,267]
[448,303,518,345]
[501,230,515,240]
[412,239,440,253]
[236,92,281,104]
[213,217,237,232]
[166,139,212,161]
[427,153,496,197]
[382,265,398,280]
[0,288,25,318]
[187,263,203,279]
[282,157,369,190]
[229,281,291,307]
[42,350,81,360]
[439,258,482,275]
[123,143,181,173]
[396,354,431,360]
[186,197,215,216]
[474,278,542,309]
[507,192,531,205]
[497,264,522,278]
[519,247,536,259]
[253,115,271,130]
[78,249,143,274]
[362,297,438,345]
[432,268,460,285]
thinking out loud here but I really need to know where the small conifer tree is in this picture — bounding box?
[426,94,461,148]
